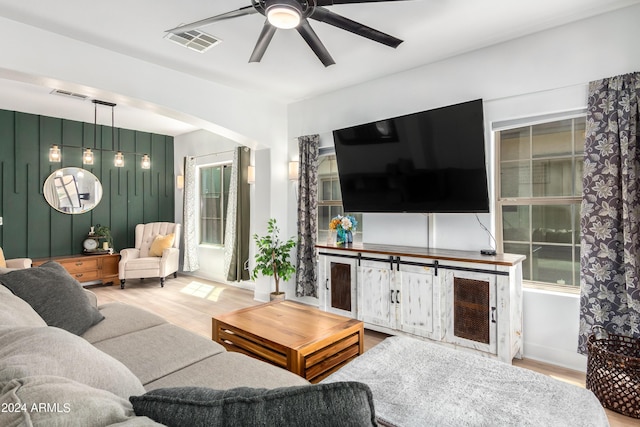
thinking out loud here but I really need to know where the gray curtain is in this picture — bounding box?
[578,72,640,354]
[182,156,199,272]
[296,134,319,297]
[224,147,251,281]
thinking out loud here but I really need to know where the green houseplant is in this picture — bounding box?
[94,224,113,249]
[251,218,296,301]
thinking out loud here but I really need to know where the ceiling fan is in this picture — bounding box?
[166,0,406,67]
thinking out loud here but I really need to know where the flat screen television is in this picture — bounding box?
[332,99,489,213]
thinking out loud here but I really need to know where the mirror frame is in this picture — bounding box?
[43,167,103,214]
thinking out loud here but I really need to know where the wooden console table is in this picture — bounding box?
[32,253,120,285]
[212,300,364,383]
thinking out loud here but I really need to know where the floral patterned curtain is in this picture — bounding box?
[296,134,319,297]
[578,72,640,354]
[182,156,199,272]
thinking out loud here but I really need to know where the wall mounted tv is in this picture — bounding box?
[332,99,489,213]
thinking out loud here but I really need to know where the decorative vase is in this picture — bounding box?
[346,230,353,243]
[336,228,347,245]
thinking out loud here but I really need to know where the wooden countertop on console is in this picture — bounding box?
[316,243,526,267]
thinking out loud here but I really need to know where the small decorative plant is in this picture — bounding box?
[94,224,113,248]
[251,218,296,299]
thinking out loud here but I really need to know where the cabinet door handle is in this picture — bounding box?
[491,307,497,323]
[325,278,329,290]
[396,290,400,304]
[390,290,395,303]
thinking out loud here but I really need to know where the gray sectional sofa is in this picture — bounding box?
[0,262,376,426]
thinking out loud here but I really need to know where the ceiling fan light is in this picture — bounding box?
[266,0,301,29]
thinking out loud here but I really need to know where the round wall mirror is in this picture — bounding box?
[43,167,103,214]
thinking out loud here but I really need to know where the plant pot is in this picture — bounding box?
[270,292,286,301]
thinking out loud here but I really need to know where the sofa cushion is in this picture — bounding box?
[130,382,377,427]
[0,284,46,328]
[0,376,164,427]
[93,323,226,385]
[144,352,310,391]
[82,302,167,344]
[149,233,175,257]
[0,261,104,335]
[0,326,146,399]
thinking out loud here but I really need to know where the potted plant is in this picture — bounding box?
[94,224,113,250]
[251,218,296,301]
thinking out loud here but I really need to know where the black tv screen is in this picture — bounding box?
[332,99,489,213]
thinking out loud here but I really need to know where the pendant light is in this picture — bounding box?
[110,104,124,167]
[82,148,94,165]
[49,145,61,162]
[141,154,151,170]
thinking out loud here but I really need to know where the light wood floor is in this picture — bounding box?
[89,275,637,427]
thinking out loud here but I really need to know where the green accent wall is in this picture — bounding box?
[0,109,174,259]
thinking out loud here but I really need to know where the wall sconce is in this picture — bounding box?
[247,165,255,184]
[141,154,151,170]
[288,161,299,181]
[176,175,184,190]
[49,145,61,162]
[82,148,94,165]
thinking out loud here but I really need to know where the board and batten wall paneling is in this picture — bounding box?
[0,108,174,259]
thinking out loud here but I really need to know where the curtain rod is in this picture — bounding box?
[188,147,248,160]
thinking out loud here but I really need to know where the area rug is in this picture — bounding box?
[322,336,608,427]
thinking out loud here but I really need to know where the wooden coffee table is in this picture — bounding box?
[212,300,364,383]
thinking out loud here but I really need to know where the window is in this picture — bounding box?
[496,117,585,289]
[199,163,232,245]
[317,154,363,244]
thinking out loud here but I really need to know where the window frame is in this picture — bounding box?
[197,161,232,247]
[316,152,363,244]
[494,114,585,293]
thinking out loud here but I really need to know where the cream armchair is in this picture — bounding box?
[0,247,32,273]
[118,222,181,289]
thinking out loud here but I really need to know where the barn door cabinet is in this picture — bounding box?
[317,243,524,363]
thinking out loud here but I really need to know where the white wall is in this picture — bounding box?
[287,4,640,370]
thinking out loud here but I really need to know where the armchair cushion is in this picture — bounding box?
[149,233,175,257]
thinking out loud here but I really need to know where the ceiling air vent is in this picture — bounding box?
[164,27,221,53]
[50,89,89,101]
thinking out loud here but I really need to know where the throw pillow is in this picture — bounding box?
[0,247,6,268]
[0,261,104,335]
[0,325,146,399]
[0,376,164,427]
[130,381,377,427]
[0,285,47,327]
[149,233,175,257]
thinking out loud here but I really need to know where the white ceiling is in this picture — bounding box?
[0,0,638,136]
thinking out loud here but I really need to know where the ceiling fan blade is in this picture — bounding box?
[166,5,257,34]
[310,6,402,48]
[296,19,336,67]
[249,21,277,63]
[316,0,412,5]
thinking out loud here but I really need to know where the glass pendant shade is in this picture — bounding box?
[114,151,125,167]
[82,148,94,165]
[49,145,61,162]
[141,154,151,169]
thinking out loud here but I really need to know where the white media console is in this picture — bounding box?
[316,243,525,363]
